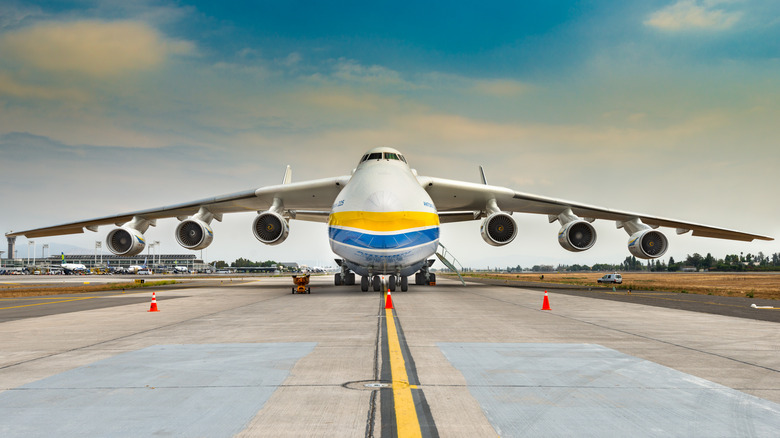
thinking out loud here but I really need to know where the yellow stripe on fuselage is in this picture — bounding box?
[328,211,439,232]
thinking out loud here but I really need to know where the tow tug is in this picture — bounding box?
[292,274,311,294]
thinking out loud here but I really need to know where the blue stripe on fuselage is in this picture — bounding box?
[328,227,439,250]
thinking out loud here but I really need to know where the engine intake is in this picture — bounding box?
[558,220,597,252]
[480,212,517,246]
[253,211,289,245]
[628,230,668,259]
[176,219,214,250]
[106,227,146,256]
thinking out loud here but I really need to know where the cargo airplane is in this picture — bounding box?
[5,147,773,291]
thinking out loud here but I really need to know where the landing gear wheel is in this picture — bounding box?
[361,275,369,292]
[388,275,397,292]
[346,273,356,285]
[401,276,408,292]
[334,273,342,286]
[427,273,436,286]
[372,275,381,292]
[415,272,424,285]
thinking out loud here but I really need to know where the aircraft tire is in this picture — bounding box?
[428,273,436,285]
[346,273,356,285]
[335,273,342,286]
[372,275,381,292]
[388,275,396,292]
[415,272,423,285]
[361,275,369,292]
[400,276,408,292]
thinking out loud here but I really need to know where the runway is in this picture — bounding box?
[0,276,778,437]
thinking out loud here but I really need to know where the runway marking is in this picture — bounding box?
[385,305,423,438]
[438,343,780,436]
[0,297,95,310]
[0,343,317,437]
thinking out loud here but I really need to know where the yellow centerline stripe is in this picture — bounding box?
[0,297,94,310]
[385,304,423,438]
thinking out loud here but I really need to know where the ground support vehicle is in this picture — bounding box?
[292,274,311,294]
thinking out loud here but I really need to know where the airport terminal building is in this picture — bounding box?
[1,253,206,272]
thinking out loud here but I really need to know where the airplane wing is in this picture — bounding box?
[6,175,350,238]
[422,176,773,242]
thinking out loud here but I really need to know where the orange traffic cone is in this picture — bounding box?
[541,290,551,311]
[385,289,393,309]
[148,292,160,312]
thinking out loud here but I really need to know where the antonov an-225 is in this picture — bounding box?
[6,147,773,291]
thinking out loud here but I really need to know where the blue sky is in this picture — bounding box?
[1,0,778,267]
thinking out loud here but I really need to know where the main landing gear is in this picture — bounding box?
[358,275,409,292]
[415,272,436,286]
[334,272,355,286]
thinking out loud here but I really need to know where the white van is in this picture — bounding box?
[597,273,622,284]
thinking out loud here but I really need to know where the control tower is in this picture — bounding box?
[6,235,15,261]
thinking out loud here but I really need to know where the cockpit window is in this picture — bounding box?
[384,153,399,160]
[360,154,369,164]
[398,154,407,163]
[367,152,382,160]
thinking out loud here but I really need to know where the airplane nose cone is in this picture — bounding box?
[365,191,402,212]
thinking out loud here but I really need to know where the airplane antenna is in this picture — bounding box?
[479,166,488,185]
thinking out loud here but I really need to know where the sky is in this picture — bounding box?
[1,0,778,269]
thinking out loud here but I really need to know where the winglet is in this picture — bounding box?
[282,165,292,185]
[479,166,488,185]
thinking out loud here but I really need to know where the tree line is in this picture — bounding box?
[502,252,780,273]
[212,258,280,269]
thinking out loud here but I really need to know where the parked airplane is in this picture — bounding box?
[6,147,773,291]
[60,253,87,274]
[126,257,148,274]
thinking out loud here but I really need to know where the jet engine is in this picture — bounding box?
[175,219,214,250]
[253,211,289,245]
[628,229,668,259]
[106,227,146,256]
[558,220,597,252]
[480,212,517,246]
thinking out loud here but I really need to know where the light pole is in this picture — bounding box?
[28,240,35,267]
[42,244,49,267]
[154,241,160,265]
[95,241,101,268]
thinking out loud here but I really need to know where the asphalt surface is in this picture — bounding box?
[0,276,777,437]
[459,276,780,323]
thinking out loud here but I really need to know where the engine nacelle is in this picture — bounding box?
[175,219,214,250]
[253,211,289,245]
[480,212,517,246]
[558,220,597,252]
[628,229,668,259]
[106,227,146,256]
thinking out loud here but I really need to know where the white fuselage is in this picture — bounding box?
[61,263,87,272]
[327,157,439,277]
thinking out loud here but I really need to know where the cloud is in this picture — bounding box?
[0,20,194,77]
[0,2,44,30]
[645,0,742,31]
[330,58,409,88]
[471,79,530,97]
[0,72,88,101]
